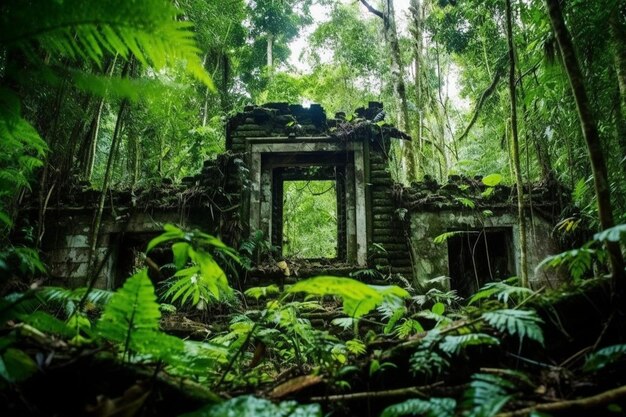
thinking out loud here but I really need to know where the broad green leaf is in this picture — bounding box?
[482,174,503,187]
[288,276,408,318]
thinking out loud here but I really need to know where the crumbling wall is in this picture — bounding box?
[402,175,565,290]
[34,102,564,293]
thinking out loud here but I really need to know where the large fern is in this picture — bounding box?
[0,0,213,88]
[97,269,182,360]
[481,309,544,345]
[468,279,533,305]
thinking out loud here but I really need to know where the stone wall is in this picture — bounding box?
[32,102,563,292]
[401,176,565,290]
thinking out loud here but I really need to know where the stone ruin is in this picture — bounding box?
[30,102,564,295]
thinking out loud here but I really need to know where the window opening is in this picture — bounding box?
[282,180,337,259]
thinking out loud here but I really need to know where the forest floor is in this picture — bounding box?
[2,271,626,417]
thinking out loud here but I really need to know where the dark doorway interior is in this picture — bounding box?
[447,228,514,298]
[114,233,173,288]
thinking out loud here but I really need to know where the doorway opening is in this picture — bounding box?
[282,180,338,259]
[447,228,514,297]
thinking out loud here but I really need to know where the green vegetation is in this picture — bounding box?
[283,180,337,259]
[1,0,626,416]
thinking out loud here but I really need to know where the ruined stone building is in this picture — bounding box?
[36,102,563,295]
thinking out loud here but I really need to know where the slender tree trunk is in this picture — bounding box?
[410,0,424,178]
[505,0,529,287]
[78,55,118,180]
[545,0,626,289]
[609,7,626,176]
[266,33,274,69]
[360,0,415,181]
[385,0,415,181]
[86,59,132,284]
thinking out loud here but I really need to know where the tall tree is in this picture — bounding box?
[505,0,528,287]
[360,0,416,181]
[545,0,626,288]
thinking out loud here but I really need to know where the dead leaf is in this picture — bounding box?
[269,374,322,399]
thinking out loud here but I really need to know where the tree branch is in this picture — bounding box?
[309,383,442,402]
[456,69,503,142]
[358,0,385,20]
[496,384,626,417]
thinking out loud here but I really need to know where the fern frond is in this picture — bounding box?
[180,395,321,417]
[482,309,544,345]
[410,349,450,377]
[462,373,517,417]
[584,344,626,372]
[244,285,280,300]
[97,269,183,360]
[469,279,533,305]
[381,397,456,417]
[395,319,424,339]
[536,245,596,281]
[439,333,499,355]
[346,339,366,356]
[0,0,213,88]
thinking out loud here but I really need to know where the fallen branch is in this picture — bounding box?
[496,384,626,417]
[456,69,503,142]
[308,382,442,402]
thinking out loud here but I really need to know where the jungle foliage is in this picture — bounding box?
[1,0,626,416]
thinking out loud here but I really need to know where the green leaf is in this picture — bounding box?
[147,224,186,252]
[171,242,190,269]
[244,285,280,300]
[410,348,449,377]
[482,174,503,187]
[432,302,445,316]
[455,197,476,209]
[97,269,183,360]
[594,224,626,243]
[433,231,462,244]
[584,344,626,372]
[0,348,38,383]
[288,276,409,318]
[0,211,12,227]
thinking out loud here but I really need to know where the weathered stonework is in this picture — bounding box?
[32,102,563,293]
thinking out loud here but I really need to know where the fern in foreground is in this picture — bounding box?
[97,269,183,361]
[481,309,544,345]
[180,395,321,417]
[381,397,456,417]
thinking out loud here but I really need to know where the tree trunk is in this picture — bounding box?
[410,0,424,178]
[385,0,415,181]
[85,59,133,291]
[505,0,529,287]
[360,0,415,181]
[545,0,625,289]
[609,7,626,176]
[267,33,274,69]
